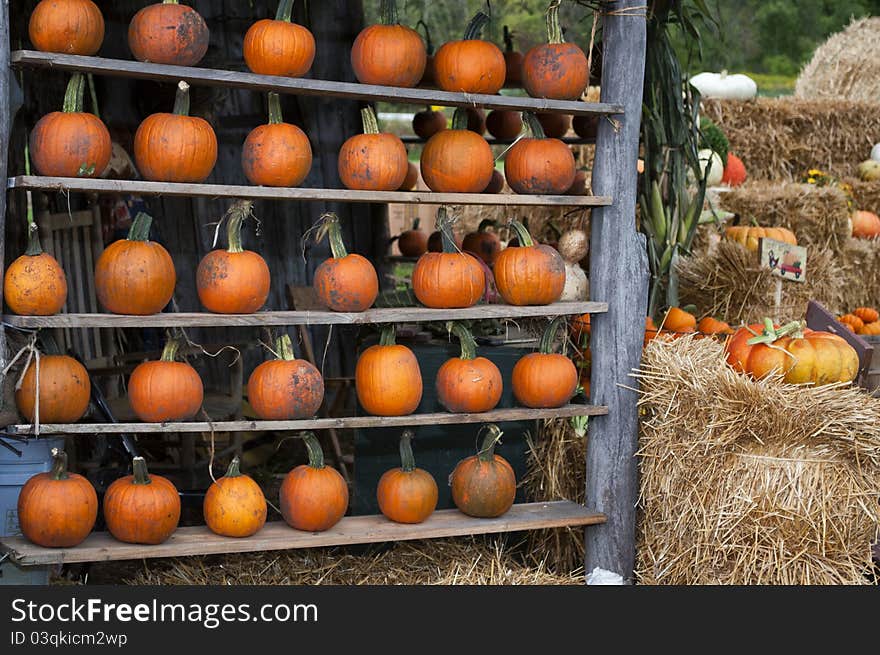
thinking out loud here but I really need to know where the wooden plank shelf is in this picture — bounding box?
[2,300,606,329]
[7,176,611,208]
[0,501,605,566]
[11,50,623,117]
[5,404,607,436]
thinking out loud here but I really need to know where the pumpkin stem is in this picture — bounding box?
[379,325,397,346]
[503,25,515,52]
[546,0,564,45]
[539,316,567,354]
[275,334,296,361]
[163,0,180,4]
[131,457,152,485]
[49,448,69,481]
[173,81,191,117]
[160,336,183,362]
[225,200,254,254]
[447,322,478,360]
[301,432,325,469]
[127,212,154,242]
[522,112,546,139]
[224,456,243,478]
[476,424,503,462]
[267,92,284,125]
[745,319,804,346]
[463,11,491,41]
[451,108,470,131]
[411,217,421,231]
[416,19,434,55]
[317,212,349,259]
[379,0,399,25]
[360,106,381,135]
[24,222,43,256]
[62,73,85,113]
[399,429,416,472]
[436,207,458,253]
[275,0,294,22]
[507,219,534,248]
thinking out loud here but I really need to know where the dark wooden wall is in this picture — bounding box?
[6,0,386,387]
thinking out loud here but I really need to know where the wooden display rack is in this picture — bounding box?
[0,2,648,579]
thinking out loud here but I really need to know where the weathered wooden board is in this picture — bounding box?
[0,501,606,566]
[11,50,624,117]
[6,404,608,435]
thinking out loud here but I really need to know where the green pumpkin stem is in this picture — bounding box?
[416,20,434,55]
[361,106,381,134]
[447,321,477,360]
[503,25,514,52]
[745,319,804,346]
[463,11,491,40]
[224,456,243,478]
[173,81,191,117]
[522,112,546,139]
[451,108,470,131]
[317,213,349,259]
[160,337,183,362]
[477,424,503,462]
[379,325,397,346]
[399,429,416,472]
[507,219,534,248]
[411,217,421,231]
[62,73,85,113]
[267,92,284,125]
[276,0,294,22]
[24,222,43,256]
[301,432,325,469]
[127,212,154,242]
[276,334,296,361]
[539,316,567,354]
[131,457,152,485]
[379,0,399,25]
[225,201,253,254]
[436,208,458,253]
[49,448,69,481]
[163,0,180,4]
[546,0,564,45]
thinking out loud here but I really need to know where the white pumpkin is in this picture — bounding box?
[872,143,880,163]
[557,229,589,264]
[689,71,758,100]
[559,262,588,302]
[859,159,880,182]
[697,149,724,186]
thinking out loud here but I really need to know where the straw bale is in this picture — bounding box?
[838,237,880,311]
[635,336,880,585]
[848,179,880,214]
[796,17,880,105]
[702,98,880,182]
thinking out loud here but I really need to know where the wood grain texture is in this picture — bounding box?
[2,301,607,328]
[6,404,608,435]
[0,501,606,566]
[11,50,623,117]
[7,176,612,207]
[585,0,650,583]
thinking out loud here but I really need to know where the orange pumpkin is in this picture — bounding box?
[450,424,516,518]
[247,334,324,420]
[279,432,348,531]
[128,337,204,423]
[502,25,523,85]
[838,314,864,332]
[486,109,522,140]
[572,114,598,140]
[103,456,181,545]
[243,0,315,77]
[661,306,697,333]
[339,106,408,191]
[412,209,485,309]
[570,313,591,344]
[851,210,880,239]
[128,0,209,66]
[433,11,506,94]
[197,201,270,314]
[461,219,502,266]
[95,212,176,315]
[30,73,111,178]
[399,162,419,191]
[494,219,565,305]
[522,1,589,100]
[16,353,91,424]
[504,112,576,195]
[722,153,747,187]
[242,92,312,187]
[536,112,571,139]
[351,0,426,88]
[697,316,734,336]
[203,456,267,538]
[644,316,660,347]
[483,169,505,194]
[420,108,495,193]
[134,81,218,183]
[376,430,438,524]
[436,322,502,413]
[853,307,880,323]
[860,321,880,336]
[4,222,67,316]
[412,106,447,139]
[724,225,797,252]
[313,212,379,312]
[29,0,104,55]
[725,319,860,386]
[356,325,423,416]
[395,217,429,257]
[17,448,97,548]
[511,316,578,408]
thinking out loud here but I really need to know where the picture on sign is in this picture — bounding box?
[759,237,807,283]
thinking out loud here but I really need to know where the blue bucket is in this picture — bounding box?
[0,437,65,585]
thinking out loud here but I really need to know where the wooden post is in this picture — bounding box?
[0,0,11,370]
[585,0,649,582]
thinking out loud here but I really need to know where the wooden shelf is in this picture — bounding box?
[0,501,605,566]
[5,404,607,436]
[11,50,622,117]
[7,176,611,208]
[2,301,606,329]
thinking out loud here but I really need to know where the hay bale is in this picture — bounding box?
[635,336,880,585]
[796,17,880,104]
[848,179,880,214]
[838,237,880,311]
[702,98,880,182]
[677,240,845,323]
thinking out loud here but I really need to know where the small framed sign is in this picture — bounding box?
[759,237,807,283]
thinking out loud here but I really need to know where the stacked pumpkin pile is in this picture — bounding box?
[837,306,880,336]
